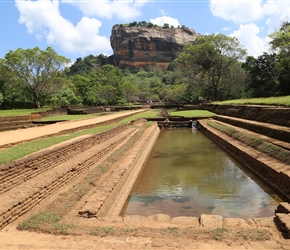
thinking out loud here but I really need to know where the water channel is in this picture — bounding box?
[122,129,283,218]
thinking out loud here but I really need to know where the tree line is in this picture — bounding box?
[0,22,290,109]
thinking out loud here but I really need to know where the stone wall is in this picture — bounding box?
[203,104,290,127]
[198,120,290,201]
[0,125,132,230]
[78,123,160,218]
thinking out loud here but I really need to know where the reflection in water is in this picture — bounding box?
[122,129,283,218]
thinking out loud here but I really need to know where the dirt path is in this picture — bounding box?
[0,109,146,147]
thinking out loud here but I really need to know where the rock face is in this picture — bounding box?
[110,25,199,69]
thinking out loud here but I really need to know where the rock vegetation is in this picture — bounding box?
[110,25,199,69]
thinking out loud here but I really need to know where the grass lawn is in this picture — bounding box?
[215,95,290,106]
[0,109,214,164]
[170,110,214,117]
[0,108,48,117]
[39,114,101,121]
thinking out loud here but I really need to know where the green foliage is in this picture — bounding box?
[267,21,290,96]
[163,23,170,28]
[178,34,247,101]
[50,82,80,108]
[1,47,70,108]
[68,54,113,76]
[129,21,138,27]
[242,53,280,97]
[1,83,35,109]
[147,22,154,27]
[0,92,3,105]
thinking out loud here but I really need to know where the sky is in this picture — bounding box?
[1,0,290,63]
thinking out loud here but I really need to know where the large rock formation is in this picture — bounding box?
[110,25,199,69]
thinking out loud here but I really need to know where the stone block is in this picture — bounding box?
[200,214,223,229]
[276,213,290,232]
[171,216,199,227]
[124,215,147,223]
[223,218,252,229]
[276,202,290,214]
[153,214,171,223]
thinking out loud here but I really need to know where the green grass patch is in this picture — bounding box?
[39,114,101,121]
[0,110,157,164]
[0,123,116,164]
[170,110,215,117]
[17,211,60,231]
[0,108,48,117]
[207,120,290,164]
[215,95,290,106]
[0,109,203,164]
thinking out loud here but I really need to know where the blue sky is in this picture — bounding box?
[1,0,290,63]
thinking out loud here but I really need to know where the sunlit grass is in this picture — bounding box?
[0,124,115,164]
[0,108,48,116]
[39,114,101,121]
[170,110,215,117]
[0,109,216,164]
[0,110,155,164]
[215,95,290,106]
[207,120,290,164]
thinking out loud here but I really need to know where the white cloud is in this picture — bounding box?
[210,0,264,23]
[15,0,111,54]
[62,0,148,20]
[210,0,290,56]
[150,16,180,27]
[263,1,290,32]
[230,23,269,57]
[210,0,290,29]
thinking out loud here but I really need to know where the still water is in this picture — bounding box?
[122,129,283,218]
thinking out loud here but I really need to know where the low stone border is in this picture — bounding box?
[96,213,278,232]
[78,123,160,218]
[0,128,136,230]
[275,202,290,239]
[198,120,290,201]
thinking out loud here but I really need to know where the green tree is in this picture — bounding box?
[163,23,170,28]
[71,73,100,106]
[97,65,125,104]
[163,83,188,103]
[122,80,138,103]
[242,53,279,97]
[269,22,290,95]
[139,21,147,26]
[1,47,70,108]
[50,82,80,108]
[178,34,247,101]
[147,22,154,28]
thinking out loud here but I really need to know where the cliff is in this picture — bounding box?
[110,25,199,69]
